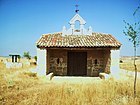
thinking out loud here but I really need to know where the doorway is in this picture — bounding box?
[67,52,87,76]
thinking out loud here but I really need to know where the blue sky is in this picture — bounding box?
[0,0,140,57]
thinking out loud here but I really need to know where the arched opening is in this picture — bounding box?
[75,20,80,30]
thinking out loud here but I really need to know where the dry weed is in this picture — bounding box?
[0,62,140,105]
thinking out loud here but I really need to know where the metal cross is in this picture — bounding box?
[75,0,79,13]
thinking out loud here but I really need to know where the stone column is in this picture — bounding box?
[15,55,17,62]
[110,49,120,77]
[37,48,47,75]
[12,56,14,62]
[80,24,84,34]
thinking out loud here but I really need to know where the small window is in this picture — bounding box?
[95,59,98,65]
[57,58,60,64]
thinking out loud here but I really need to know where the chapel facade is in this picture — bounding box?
[36,13,121,76]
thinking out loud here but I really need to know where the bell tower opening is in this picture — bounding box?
[75,20,80,31]
[62,0,92,35]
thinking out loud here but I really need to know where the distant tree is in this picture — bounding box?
[123,6,140,98]
[18,55,21,62]
[34,56,37,62]
[23,52,31,60]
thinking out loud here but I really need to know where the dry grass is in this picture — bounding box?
[0,62,140,105]
[120,57,140,72]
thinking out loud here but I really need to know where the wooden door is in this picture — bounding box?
[67,52,87,76]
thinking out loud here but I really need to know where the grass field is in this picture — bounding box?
[0,57,140,105]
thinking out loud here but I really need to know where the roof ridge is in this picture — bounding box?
[42,32,62,36]
[92,32,110,35]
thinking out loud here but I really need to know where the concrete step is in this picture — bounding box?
[51,76,101,84]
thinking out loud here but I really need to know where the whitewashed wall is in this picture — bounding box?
[110,49,120,78]
[37,48,46,75]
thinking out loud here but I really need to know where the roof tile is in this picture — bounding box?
[36,32,121,48]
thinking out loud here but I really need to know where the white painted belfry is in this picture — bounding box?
[110,49,120,78]
[62,26,67,34]
[62,14,92,35]
[88,26,92,34]
[37,48,46,75]
[69,14,86,24]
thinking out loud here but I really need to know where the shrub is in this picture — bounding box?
[23,52,31,60]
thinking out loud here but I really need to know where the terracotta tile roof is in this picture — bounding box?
[36,32,121,48]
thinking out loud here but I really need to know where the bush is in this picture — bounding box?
[23,52,31,60]
[34,56,37,62]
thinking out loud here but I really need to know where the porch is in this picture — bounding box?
[46,48,111,77]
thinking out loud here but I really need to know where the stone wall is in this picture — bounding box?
[87,49,111,76]
[103,49,111,73]
[87,50,103,76]
[48,49,67,75]
[47,49,111,76]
